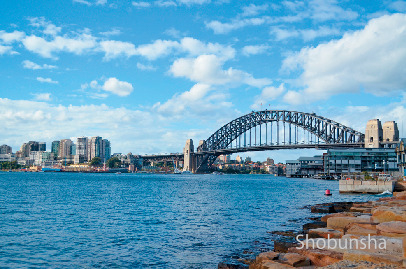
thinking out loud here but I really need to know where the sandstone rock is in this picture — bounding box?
[310,202,353,214]
[308,228,343,239]
[257,261,294,269]
[394,191,406,198]
[289,247,343,267]
[340,235,403,256]
[327,217,371,231]
[343,251,404,266]
[321,212,357,223]
[345,222,378,236]
[377,221,406,234]
[349,207,372,214]
[372,206,406,223]
[256,252,279,263]
[278,253,310,267]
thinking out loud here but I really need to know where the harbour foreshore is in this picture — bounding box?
[244,191,406,269]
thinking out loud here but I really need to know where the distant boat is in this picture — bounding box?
[173,168,182,174]
[115,172,122,174]
[182,171,192,174]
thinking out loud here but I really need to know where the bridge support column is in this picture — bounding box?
[183,139,196,173]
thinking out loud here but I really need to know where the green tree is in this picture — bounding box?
[107,157,121,168]
[90,157,102,166]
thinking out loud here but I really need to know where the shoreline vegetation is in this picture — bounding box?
[220,192,406,269]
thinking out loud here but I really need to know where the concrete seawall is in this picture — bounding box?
[339,180,395,193]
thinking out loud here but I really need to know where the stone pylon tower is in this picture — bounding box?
[382,121,399,142]
[365,119,383,148]
[183,139,195,172]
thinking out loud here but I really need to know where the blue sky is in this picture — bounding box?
[1,0,406,162]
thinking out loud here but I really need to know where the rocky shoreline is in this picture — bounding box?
[219,192,406,268]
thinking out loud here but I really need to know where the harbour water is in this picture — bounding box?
[0,173,378,268]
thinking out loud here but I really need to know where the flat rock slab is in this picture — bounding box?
[279,253,310,267]
[327,217,372,231]
[343,251,404,266]
[346,222,378,236]
[377,221,406,234]
[308,228,343,239]
[256,252,280,263]
[372,206,406,223]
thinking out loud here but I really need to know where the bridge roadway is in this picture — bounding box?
[141,142,365,162]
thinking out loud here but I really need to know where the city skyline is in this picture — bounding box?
[1,0,406,162]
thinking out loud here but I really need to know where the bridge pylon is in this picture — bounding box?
[183,139,196,173]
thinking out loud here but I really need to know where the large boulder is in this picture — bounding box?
[289,248,343,267]
[321,212,358,223]
[377,221,406,237]
[255,252,279,263]
[278,253,310,267]
[372,206,406,223]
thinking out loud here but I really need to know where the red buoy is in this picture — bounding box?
[325,189,332,196]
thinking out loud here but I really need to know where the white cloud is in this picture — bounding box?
[102,77,134,97]
[99,40,137,59]
[132,1,151,8]
[242,44,270,56]
[137,62,156,71]
[33,93,52,101]
[37,77,58,84]
[73,0,92,5]
[282,14,406,104]
[309,0,358,21]
[0,30,25,43]
[22,33,97,58]
[22,60,57,70]
[170,54,270,87]
[135,39,179,60]
[154,1,177,7]
[28,17,61,36]
[96,0,107,5]
[0,45,15,55]
[99,28,121,36]
[205,17,267,34]
[271,26,340,41]
[252,84,285,109]
[242,4,268,17]
[389,1,406,12]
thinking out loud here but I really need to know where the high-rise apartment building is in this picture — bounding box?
[0,144,12,154]
[51,141,60,157]
[75,137,88,164]
[59,139,73,158]
[39,142,46,152]
[87,136,111,162]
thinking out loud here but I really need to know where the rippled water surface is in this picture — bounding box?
[0,172,378,268]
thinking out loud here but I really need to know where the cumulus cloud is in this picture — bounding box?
[22,33,97,59]
[137,62,156,71]
[0,45,15,55]
[37,77,58,84]
[252,84,286,109]
[0,30,25,43]
[170,54,271,87]
[103,77,134,97]
[242,44,270,56]
[242,4,268,17]
[33,93,52,101]
[281,14,406,104]
[22,60,57,70]
[82,77,134,97]
[99,40,137,59]
[271,26,340,41]
[206,17,267,34]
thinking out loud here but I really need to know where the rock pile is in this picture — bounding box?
[249,191,406,268]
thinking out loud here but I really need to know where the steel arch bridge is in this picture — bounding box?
[194,110,365,173]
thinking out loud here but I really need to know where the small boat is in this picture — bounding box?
[182,171,192,174]
[173,168,182,174]
[115,172,122,174]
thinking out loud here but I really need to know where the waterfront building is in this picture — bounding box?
[0,144,12,154]
[218,154,231,164]
[75,137,88,164]
[266,158,275,165]
[324,148,398,175]
[18,141,45,158]
[0,153,15,162]
[245,156,252,163]
[102,139,111,161]
[286,160,300,177]
[298,156,324,176]
[396,139,406,177]
[29,151,54,166]
[51,141,60,158]
[236,155,242,163]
